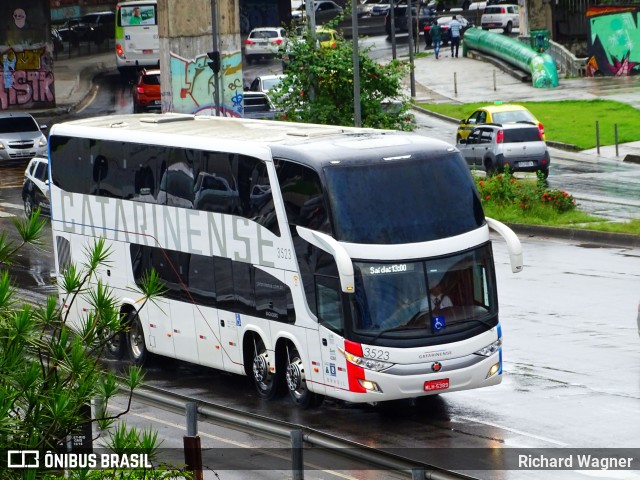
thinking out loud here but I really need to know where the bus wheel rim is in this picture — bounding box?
[253,352,271,388]
[286,359,305,398]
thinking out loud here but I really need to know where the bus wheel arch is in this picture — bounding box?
[244,332,281,400]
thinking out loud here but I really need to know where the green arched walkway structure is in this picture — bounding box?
[462,28,558,88]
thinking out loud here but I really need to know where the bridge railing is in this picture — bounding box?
[518,34,588,78]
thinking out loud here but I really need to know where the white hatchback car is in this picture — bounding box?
[0,112,48,163]
[481,4,519,34]
[22,154,50,217]
[244,27,288,63]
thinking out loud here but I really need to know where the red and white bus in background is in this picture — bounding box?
[48,113,522,408]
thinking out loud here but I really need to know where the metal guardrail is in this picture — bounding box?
[131,384,477,480]
[518,35,588,77]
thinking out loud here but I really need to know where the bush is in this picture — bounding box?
[475,169,577,217]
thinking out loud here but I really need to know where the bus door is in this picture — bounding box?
[315,275,349,393]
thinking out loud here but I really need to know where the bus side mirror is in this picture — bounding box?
[485,217,523,273]
[297,226,355,293]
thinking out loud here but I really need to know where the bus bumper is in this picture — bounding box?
[324,350,502,403]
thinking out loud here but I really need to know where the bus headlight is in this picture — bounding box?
[474,338,502,357]
[486,362,501,378]
[358,379,382,392]
[338,348,394,372]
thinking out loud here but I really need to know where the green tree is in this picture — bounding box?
[275,26,415,130]
[0,210,186,479]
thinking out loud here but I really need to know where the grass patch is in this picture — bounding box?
[417,99,639,150]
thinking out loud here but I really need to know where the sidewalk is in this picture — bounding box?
[48,48,640,164]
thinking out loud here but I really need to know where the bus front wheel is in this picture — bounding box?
[126,312,148,366]
[286,345,323,408]
[251,338,280,399]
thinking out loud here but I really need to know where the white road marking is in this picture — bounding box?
[456,415,569,446]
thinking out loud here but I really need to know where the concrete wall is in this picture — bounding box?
[585,5,640,76]
[0,0,54,110]
[159,0,244,116]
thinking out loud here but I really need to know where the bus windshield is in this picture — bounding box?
[323,153,484,244]
[350,243,497,340]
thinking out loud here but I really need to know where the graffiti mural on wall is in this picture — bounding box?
[166,50,244,117]
[586,5,640,77]
[1,0,55,109]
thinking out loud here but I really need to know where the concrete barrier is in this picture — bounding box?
[462,27,559,88]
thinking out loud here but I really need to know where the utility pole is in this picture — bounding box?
[352,0,361,127]
[407,0,416,98]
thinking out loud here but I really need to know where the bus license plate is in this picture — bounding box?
[424,379,449,392]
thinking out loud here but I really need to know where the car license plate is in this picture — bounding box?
[518,161,535,167]
[143,49,153,54]
[424,379,449,392]
[153,100,160,105]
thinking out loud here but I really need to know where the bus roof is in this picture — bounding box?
[50,113,457,169]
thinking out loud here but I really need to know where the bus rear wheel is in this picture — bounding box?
[286,345,323,408]
[126,312,148,366]
[251,338,280,399]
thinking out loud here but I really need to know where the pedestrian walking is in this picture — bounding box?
[449,15,462,58]
[429,19,442,59]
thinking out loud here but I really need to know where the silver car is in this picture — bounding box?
[0,112,48,163]
[456,123,550,178]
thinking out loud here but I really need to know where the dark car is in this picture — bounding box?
[56,11,114,46]
[22,155,50,218]
[243,92,279,120]
[385,3,437,36]
[424,15,473,46]
[132,68,161,113]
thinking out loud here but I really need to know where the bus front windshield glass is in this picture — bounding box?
[351,244,497,339]
[323,153,484,244]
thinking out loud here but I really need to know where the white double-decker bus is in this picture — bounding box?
[48,113,522,407]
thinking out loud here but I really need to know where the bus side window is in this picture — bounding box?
[315,275,344,333]
[274,159,331,234]
[195,151,240,214]
[247,160,279,236]
[214,257,235,312]
[158,148,195,208]
[188,254,216,307]
[129,144,164,203]
[233,262,255,316]
[254,268,294,323]
[49,135,91,194]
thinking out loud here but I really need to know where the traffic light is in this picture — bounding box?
[207,51,220,73]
